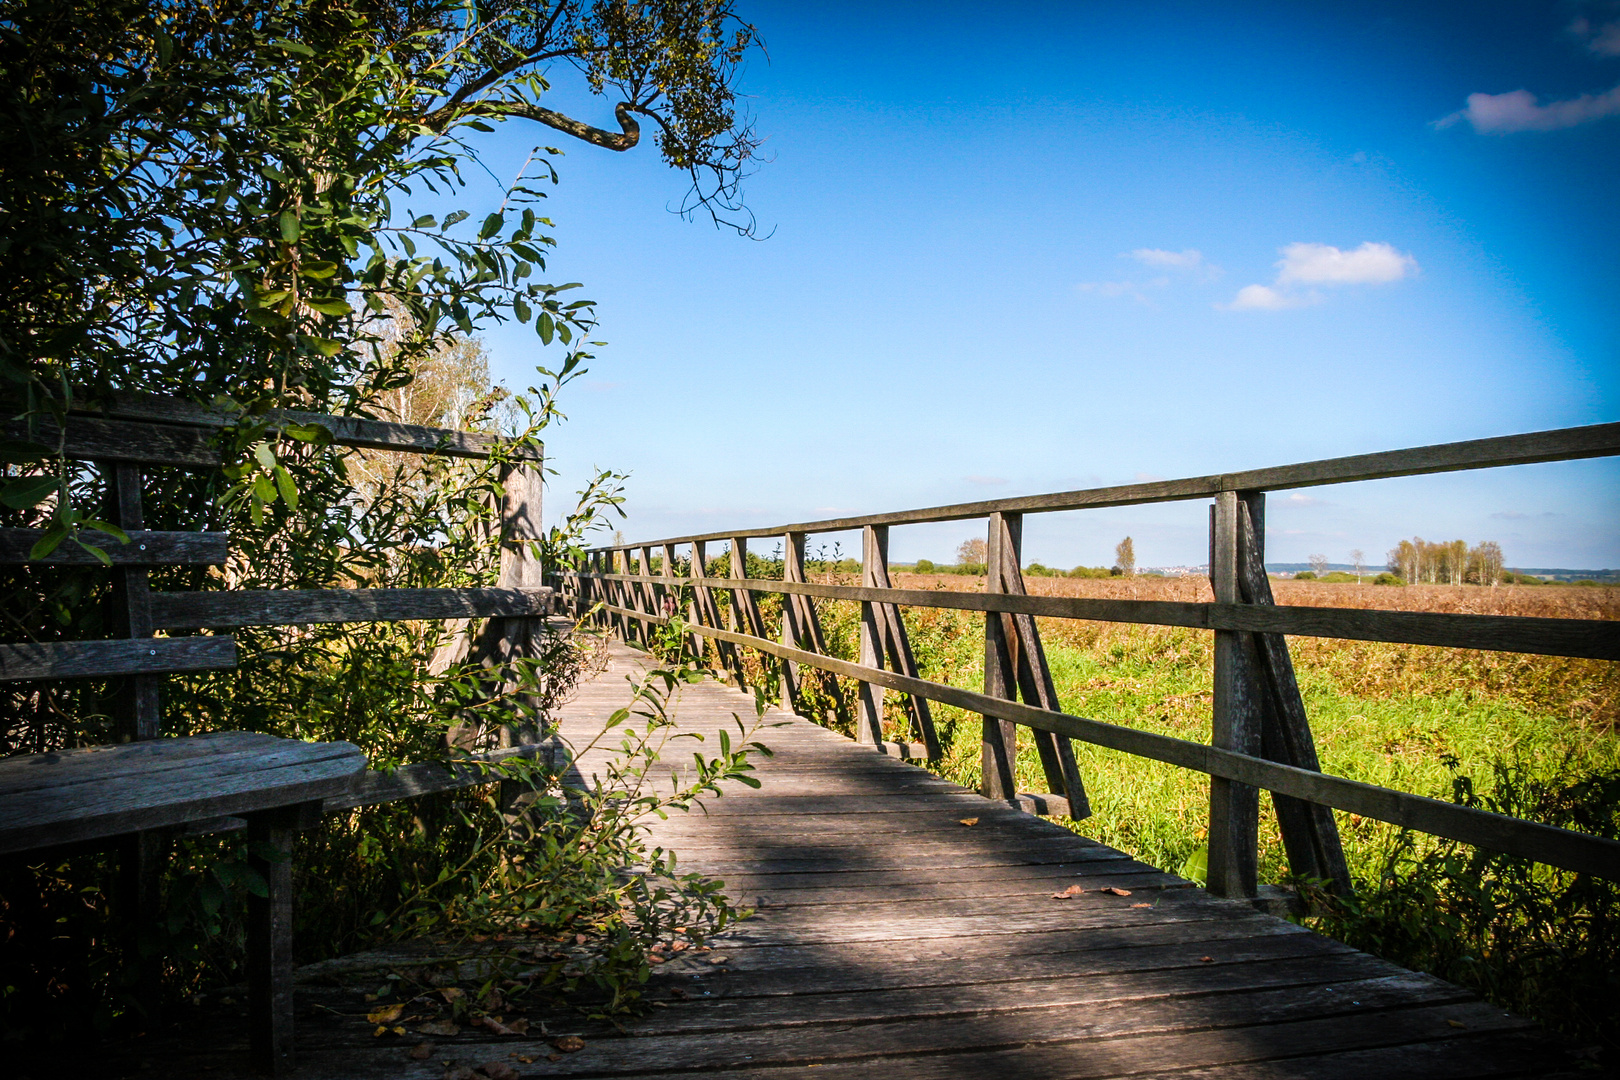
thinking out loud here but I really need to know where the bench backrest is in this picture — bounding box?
[1,392,548,748]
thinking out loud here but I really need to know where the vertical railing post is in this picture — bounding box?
[855,525,887,745]
[780,532,807,713]
[989,512,1088,816]
[1208,490,1261,899]
[497,462,545,743]
[981,513,1020,801]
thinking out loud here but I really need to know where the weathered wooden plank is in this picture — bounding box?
[0,635,237,683]
[1207,492,1260,899]
[59,388,541,461]
[0,527,228,565]
[246,806,300,1075]
[102,462,164,741]
[430,977,1506,1075]
[148,586,551,629]
[2,415,221,467]
[579,421,1620,548]
[1238,494,1353,895]
[574,572,1620,660]
[0,731,279,795]
[856,526,888,746]
[0,741,364,853]
[981,512,1021,803]
[663,618,1620,878]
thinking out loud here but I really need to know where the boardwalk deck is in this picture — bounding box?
[42,639,1577,1079]
[534,641,1572,1079]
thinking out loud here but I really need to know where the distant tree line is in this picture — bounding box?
[1386,538,1505,586]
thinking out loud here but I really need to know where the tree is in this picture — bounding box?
[1309,553,1329,578]
[956,537,987,566]
[1,0,763,534]
[1114,536,1136,577]
[1349,548,1365,584]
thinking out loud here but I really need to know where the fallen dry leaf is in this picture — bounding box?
[551,1035,587,1053]
[647,955,666,964]
[1198,956,1214,963]
[1447,1020,1467,1029]
[512,1055,536,1064]
[669,987,689,1000]
[669,941,688,953]
[409,1042,436,1061]
[367,1003,407,1025]
[547,1054,563,1063]
[958,817,979,827]
[1098,886,1132,896]
[477,1016,519,1037]
[707,955,729,965]
[506,1018,530,1035]
[417,1020,460,1037]
[575,933,589,945]
[1051,885,1086,899]
[438,987,465,1004]
[481,1062,521,1080]
[1130,903,1151,909]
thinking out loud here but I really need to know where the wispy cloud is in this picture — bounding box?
[1571,12,1620,56]
[1434,85,1620,133]
[1222,242,1417,311]
[1078,248,1220,302]
[1286,493,1329,506]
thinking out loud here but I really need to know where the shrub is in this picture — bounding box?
[1373,572,1404,586]
[1294,571,1317,581]
[914,559,935,574]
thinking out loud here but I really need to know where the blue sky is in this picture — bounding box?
[465,1,1619,570]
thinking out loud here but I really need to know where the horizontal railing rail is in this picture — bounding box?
[578,571,1618,661]
[588,600,1620,881]
[560,420,1620,895]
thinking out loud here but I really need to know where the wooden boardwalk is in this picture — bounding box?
[540,641,1571,1079]
[55,639,1577,1080]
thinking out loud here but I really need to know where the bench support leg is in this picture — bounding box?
[246,810,297,1076]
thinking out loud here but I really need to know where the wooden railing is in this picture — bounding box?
[558,422,1620,895]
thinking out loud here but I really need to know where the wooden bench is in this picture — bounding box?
[1,393,554,1074]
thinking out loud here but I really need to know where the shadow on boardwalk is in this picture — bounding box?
[37,640,1579,1079]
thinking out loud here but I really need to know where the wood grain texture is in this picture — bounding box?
[0,636,238,682]
[580,421,1620,549]
[0,528,228,565]
[148,586,551,629]
[50,389,542,461]
[3,415,221,467]
[0,737,364,853]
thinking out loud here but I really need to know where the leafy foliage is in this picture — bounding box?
[0,0,765,1041]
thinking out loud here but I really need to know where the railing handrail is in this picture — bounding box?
[584,420,1620,551]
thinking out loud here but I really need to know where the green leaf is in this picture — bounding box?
[1180,846,1209,886]
[29,520,69,560]
[306,297,353,316]
[279,210,300,242]
[538,312,554,345]
[273,465,298,509]
[513,296,531,323]
[0,475,59,510]
[271,37,315,57]
[479,213,503,240]
[253,443,276,468]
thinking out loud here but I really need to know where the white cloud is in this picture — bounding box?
[1222,241,1416,311]
[1286,493,1328,506]
[1223,284,1315,311]
[1129,248,1203,269]
[1276,241,1417,286]
[1434,84,1620,134]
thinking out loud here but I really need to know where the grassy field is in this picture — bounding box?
[862,574,1620,882]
